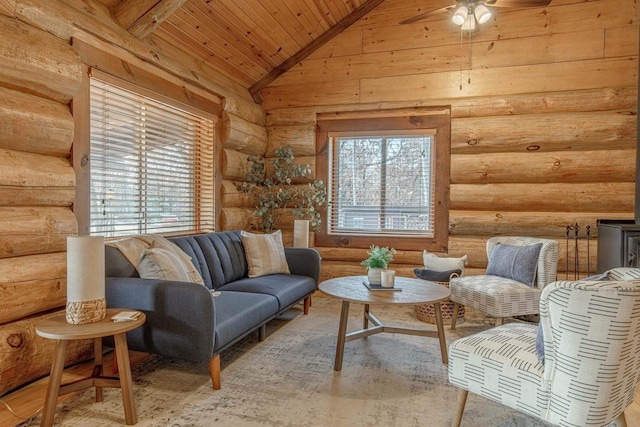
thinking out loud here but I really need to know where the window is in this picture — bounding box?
[316,108,450,251]
[89,75,215,237]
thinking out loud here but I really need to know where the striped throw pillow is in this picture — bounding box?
[241,230,290,278]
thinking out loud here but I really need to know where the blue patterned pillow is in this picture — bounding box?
[486,243,543,286]
[535,324,545,365]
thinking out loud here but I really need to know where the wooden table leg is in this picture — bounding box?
[41,340,68,427]
[94,338,103,402]
[114,333,137,425]
[363,304,369,329]
[434,302,448,364]
[334,300,350,371]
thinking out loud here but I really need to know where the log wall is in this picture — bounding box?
[0,9,85,397]
[259,0,638,282]
[0,0,267,401]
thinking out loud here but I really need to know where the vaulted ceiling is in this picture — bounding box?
[100,0,390,101]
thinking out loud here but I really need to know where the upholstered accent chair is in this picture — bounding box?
[449,236,559,328]
[448,275,640,427]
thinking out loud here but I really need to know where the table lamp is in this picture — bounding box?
[66,235,106,324]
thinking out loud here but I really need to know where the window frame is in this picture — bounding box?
[72,43,222,237]
[315,108,451,251]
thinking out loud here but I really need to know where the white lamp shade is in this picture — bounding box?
[474,4,492,24]
[293,219,310,248]
[461,14,476,31]
[67,236,105,302]
[452,5,468,25]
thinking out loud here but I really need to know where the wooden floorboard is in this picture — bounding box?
[1,350,640,426]
[0,351,148,426]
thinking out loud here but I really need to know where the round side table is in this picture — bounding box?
[36,309,145,427]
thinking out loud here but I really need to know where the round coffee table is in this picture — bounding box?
[36,309,145,426]
[318,275,450,371]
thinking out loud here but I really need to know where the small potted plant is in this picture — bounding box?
[361,245,397,285]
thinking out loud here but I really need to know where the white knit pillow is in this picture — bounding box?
[241,230,290,278]
[423,250,467,272]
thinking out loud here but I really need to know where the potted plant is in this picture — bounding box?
[238,145,327,233]
[361,245,397,285]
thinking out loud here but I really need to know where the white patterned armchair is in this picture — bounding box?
[449,236,559,328]
[448,270,640,427]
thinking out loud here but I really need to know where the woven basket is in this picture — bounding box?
[415,273,465,325]
[66,298,107,325]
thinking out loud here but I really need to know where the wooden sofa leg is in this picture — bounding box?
[303,296,311,315]
[494,317,504,327]
[451,388,468,427]
[209,354,221,390]
[259,324,266,342]
[450,303,460,331]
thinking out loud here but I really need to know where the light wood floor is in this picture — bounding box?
[2,351,640,426]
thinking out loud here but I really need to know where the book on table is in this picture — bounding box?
[362,281,402,291]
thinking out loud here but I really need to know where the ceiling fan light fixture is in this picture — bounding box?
[461,13,476,30]
[474,4,492,24]
[452,5,468,26]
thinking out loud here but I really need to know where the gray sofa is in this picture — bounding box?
[104,230,321,389]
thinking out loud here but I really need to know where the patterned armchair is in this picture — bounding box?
[449,236,559,328]
[448,271,640,427]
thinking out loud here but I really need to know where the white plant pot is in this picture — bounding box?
[367,268,383,285]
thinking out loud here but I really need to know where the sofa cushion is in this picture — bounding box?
[241,230,290,278]
[105,246,139,278]
[169,231,247,289]
[169,235,211,286]
[212,291,279,351]
[449,274,542,317]
[194,232,247,286]
[219,274,315,312]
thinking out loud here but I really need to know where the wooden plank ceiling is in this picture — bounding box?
[102,0,383,100]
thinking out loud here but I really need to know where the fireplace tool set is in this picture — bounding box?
[565,223,590,280]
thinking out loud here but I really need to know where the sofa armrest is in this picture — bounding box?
[284,247,321,285]
[105,277,215,362]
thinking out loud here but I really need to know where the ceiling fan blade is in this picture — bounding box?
[484,0,551,7]
[399,5,456,25]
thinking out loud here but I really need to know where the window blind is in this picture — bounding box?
[89,77,215,237]
[328,131,435,237]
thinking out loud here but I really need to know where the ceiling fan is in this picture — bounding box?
[400,0,552,29]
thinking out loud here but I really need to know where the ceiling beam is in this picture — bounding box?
[249,0,386,104]
[113,0,186,39]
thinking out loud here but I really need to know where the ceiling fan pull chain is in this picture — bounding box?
[468,26,472,85]
[459,28,464,91]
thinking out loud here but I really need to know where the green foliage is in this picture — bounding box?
[360,245,397,269]
[238,145,327,233]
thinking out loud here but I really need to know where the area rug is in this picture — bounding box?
[24,297,549,426]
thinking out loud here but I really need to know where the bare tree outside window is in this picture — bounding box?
[333,135,434,235]
[315,108,450,251]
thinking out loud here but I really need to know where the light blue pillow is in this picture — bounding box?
[535,325,545,365]
[486,243,543,287]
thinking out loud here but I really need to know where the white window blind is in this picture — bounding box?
[89,77,215,237]
[328,131,435,237]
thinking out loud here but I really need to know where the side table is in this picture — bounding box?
[36,309,145,426]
